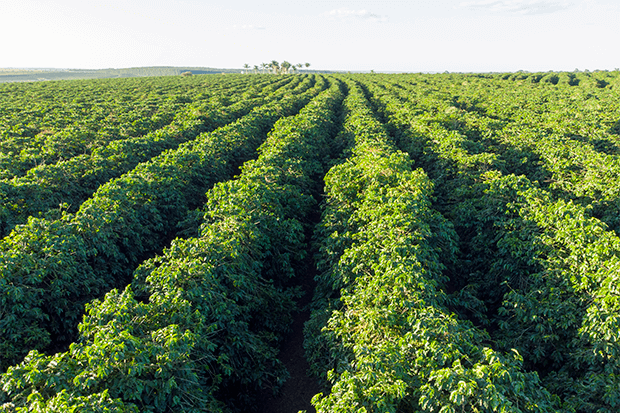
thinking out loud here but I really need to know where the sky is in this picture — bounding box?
[1,0,618,72]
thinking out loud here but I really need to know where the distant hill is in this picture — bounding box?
[0,66,245,82]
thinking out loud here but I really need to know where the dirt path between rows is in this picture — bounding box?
[255,247,321,412]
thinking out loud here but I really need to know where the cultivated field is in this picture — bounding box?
[1,71,620,412]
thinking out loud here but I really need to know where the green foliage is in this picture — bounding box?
[359,71,620,411]
[0,75,326,371]
[3,71,620,411]
[305,80,558,412]
[0,79,344,411]
[0,76,301,236]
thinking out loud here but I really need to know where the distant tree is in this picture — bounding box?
[245,60,312,74]
[181,71,193,77]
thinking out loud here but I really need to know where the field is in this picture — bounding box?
[1,71,620,412]
[0,68,243,83]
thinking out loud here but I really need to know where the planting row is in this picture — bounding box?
[0,75,326,371]
[0,75,273,179]
[304,80,556,412]
[0,75,305,237]
[2,73,620,411]
[366,75,620,411]
[0,78,344,412]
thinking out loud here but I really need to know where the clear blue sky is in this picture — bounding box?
[1,0,618,72]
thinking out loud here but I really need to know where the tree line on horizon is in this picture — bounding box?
[243,60,310,74]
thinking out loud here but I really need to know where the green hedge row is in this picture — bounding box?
[0,75,325,371]
[0,76,302,237]
[365,75,620,411]
[467,172,620,412]
[474,93,620,234]
[0,78,344,412]
[0,75,259,180]
[305,80,557,412]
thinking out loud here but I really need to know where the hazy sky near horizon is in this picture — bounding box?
[1,0,618,72]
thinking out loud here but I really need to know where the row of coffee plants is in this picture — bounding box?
[360,75,505,206]
[2,72,619,410]
[399,72,620,254]
[365,75,620,411]
[497,70,620,90]
[0,75,326,371]
[462,85,620,234]
[471,174,620,412]
[0,76,304,237]
[378,72,620,143]
[0,74,265,145]
[0,75,264,179]
[0,78,345,412]
[304,80,556,412]
[369,74,620,234]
